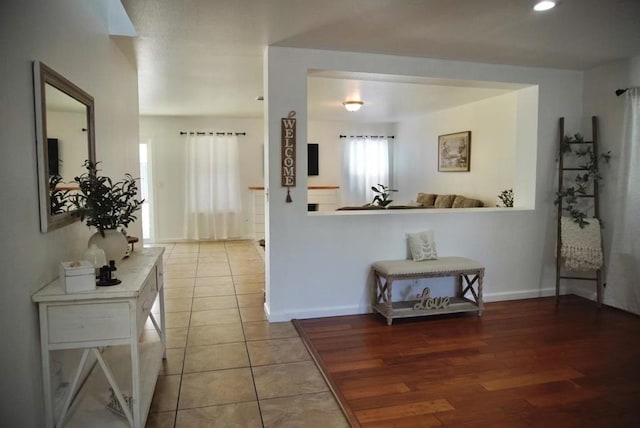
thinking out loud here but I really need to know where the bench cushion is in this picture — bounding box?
[373,257,484,276]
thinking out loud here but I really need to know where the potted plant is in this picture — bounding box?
[371,184,397,207]
[68,160,143,261]
[497,188,513,207]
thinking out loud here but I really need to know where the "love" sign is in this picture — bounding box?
[413,287,450,310]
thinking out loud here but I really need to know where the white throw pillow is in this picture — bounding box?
[407,230,438,261]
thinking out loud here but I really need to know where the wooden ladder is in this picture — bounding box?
[555,116,603,306]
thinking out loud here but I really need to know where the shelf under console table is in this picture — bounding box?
[372,257,484,325]
[32,247,166,428]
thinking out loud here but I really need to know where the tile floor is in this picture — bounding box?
[144,241,349,428]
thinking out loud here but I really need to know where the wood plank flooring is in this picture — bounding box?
[294,296,640,428]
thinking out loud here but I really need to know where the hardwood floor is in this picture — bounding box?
[294,296,640,428]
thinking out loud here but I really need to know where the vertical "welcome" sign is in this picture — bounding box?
[281,111,296,202]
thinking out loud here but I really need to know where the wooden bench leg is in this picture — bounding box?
[477,270,484,317]
[372,271,381,308]
[373,272,390,307]
[459,270,485,317]
[372,270,395,325]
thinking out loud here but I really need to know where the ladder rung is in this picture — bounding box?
[565,141,594,144]
[562,167,589,171]
[559,276,598,281]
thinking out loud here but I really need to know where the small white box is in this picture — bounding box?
[59,261,96,293]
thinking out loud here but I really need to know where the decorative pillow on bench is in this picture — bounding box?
[407,230,438,261]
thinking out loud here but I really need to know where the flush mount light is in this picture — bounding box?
[343,100,364,112]
[534,0,556,11]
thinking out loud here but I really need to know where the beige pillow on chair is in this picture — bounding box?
[416,193,437,207]
[462,198,483,208]
[452,195,484,208]
[434,194,456,208]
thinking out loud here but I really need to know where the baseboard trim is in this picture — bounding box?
[263,301,271,319]
[268,287,573,321]
[483,286,570,302]
[268,304,369,322]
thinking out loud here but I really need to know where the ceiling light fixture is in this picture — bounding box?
[343,100,364,112]
[533,1,556,11]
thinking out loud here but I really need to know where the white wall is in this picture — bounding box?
[264,46,583,321]
[395,92,519,206]
[578,56,640,304]
[139,116,264,242]
[0,1,139,426]
[140,116,395,240]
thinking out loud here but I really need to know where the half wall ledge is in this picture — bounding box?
[308,207,532,216]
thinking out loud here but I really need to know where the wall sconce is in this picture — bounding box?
[343,101,364,112]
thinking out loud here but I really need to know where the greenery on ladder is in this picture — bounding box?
[554,134,611,228]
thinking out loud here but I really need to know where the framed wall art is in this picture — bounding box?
[438,131,471,172]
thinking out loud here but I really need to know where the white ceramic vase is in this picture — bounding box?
[83,243,107,275]
[88,229,128,262]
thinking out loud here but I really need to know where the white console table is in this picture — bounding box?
[32,247,166,428]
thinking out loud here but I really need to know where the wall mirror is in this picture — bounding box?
[33,61,95,232]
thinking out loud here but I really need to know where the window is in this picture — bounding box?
[342,136,391,205]
[139,143,151,240]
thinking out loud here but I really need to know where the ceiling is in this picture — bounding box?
[122,0,640,119]
[307,72,526,122]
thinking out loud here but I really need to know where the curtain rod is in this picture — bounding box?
[179,131,246,136]
[614,87,639,96]
[339,134,395,139]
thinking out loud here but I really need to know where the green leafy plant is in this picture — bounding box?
[68,160,144,235]
[497,188,513,207]
[371,184,397,207]
[554,138,611,228]
[49,174,70,214]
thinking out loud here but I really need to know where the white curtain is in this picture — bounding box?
[341,137,390,205]
[183,134,242,240]
[605,88,640,314]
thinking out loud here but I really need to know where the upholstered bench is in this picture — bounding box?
[371,257,485,325]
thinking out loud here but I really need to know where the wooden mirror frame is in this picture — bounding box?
[33,61,96,232]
